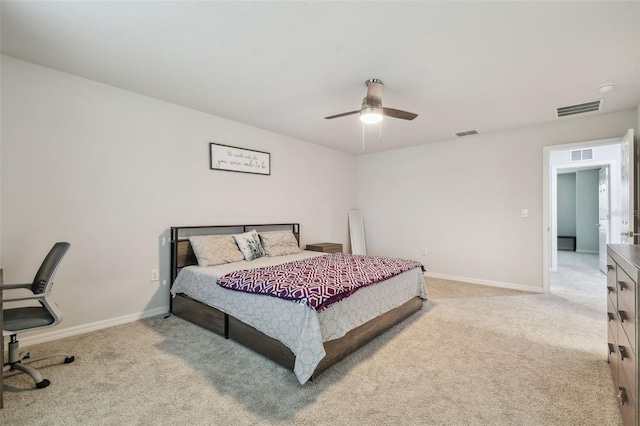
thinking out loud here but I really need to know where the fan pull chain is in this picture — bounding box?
[379,120,382,144]
[362,123,365,150]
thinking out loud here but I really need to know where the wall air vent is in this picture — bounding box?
[454,129,479,137]
[570,148,594,162]
[556,100,603,118]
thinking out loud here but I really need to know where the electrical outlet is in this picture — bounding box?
[521,208,529,218]
[150,269,159,282]
[421,248,428,256]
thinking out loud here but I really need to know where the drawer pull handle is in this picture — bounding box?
[618,281,625,291]
[607,264,614,271]
[608,312,615,322]
[619,345,627,361]
[618,387,628,405]
[607,286,614,294]
[618,311,627,323]
[608,343,615,354]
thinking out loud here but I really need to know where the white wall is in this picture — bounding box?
[357,110,637,291]
[575,169,599,252]
[1,56,357,341]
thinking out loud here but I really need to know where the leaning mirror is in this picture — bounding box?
[348,210,367,255]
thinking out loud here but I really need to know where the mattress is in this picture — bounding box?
[171,250,427,383]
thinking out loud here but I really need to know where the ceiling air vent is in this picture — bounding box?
[570,148,594,162]
[454,129,478,137]
[556,100,603,118]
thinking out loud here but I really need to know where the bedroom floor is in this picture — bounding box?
[1,254,621,425]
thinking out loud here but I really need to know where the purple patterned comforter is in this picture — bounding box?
[217,253,424,311]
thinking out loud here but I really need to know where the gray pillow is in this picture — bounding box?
[189,235,245,267]
[259,231,301,256]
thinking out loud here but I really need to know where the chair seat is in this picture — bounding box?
[3,306,55,331]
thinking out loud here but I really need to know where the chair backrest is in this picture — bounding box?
[31,242,71,294]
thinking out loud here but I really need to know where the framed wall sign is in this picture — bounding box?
[209,143,270,175]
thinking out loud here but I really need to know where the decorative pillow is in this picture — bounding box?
[189,235,245,267]
[259,231,302,256]
[233,229,265,261]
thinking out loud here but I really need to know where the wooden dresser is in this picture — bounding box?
[607,245,639,425]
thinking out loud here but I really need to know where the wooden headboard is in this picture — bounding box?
[170,223,300,284]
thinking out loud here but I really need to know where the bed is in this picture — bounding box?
[169,223,427,384]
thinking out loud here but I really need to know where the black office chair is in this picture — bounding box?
[2,242,74,389]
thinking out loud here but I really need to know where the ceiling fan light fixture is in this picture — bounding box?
[360,106,383,124]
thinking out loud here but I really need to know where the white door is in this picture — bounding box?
[620,129,635,244]
[599,167,610,273]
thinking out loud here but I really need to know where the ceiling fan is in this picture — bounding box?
[324,79,418,124]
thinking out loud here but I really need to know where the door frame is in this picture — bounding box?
[543,137,622,293]
[598,166,610,273]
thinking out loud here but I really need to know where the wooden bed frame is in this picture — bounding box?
[170,223,424,380]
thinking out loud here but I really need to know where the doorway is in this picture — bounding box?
[542,129,634,293]
[557,167,609,269]
[553,167,608,294]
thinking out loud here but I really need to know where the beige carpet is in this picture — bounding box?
[1,254,622,425]
[425,277,534,299]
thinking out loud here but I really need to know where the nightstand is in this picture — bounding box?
[306,243,343,254]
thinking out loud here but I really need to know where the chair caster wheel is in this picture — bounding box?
[36,379,51,389]
[64,356,75,364]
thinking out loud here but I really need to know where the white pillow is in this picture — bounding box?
[189,235,244,267]
[259,231,301,256]
[233,229,265,261]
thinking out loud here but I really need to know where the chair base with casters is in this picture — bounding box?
[2,242,73,389]
[3,334,75,389]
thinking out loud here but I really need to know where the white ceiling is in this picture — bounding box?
[2,1,639,155]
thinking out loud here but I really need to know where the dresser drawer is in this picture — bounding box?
[610,335,621,387]
[618,364,637,426]
[617,267,637,355]
[608,255,618,310]
[616,253,640,290]
[618,328,637,405]
[608,289,618,312]
[608,285,618,313]
[608,294,618,336]
[609,321,619,369]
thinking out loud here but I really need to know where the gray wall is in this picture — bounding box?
[557,173,576,237]
[576,169,600,252]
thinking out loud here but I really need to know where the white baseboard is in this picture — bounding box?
[424,272,545,294]
[4,306,169,349]
[576,249,598,254]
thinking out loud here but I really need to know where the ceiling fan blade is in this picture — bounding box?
[383,107,418,120]
[366,80,383,105]
[324,110,360,119]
